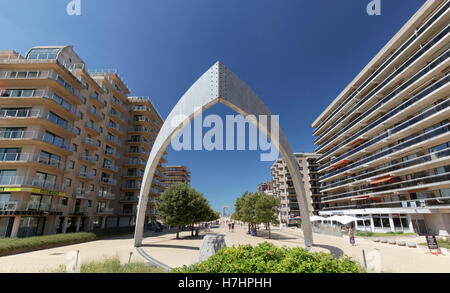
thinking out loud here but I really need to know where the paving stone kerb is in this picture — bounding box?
[134,62,314,249]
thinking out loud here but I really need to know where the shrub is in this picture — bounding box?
[172,242,364,273]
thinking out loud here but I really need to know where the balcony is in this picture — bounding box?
[97,190,116,200]
[0,69,83,104]
[81,137,100,149]
[0,130,72,154]
[107,122,124,135]
[0,176,62,190]
[119,196,139,202]
[73,188,91,200]
[314,2,449,135]
[0,109,76,136]
[0,152,66,171]
[109,110,126,123]
[320,122,450,182]
[124,158,146,166]
[122,183,141,190]
[84,122,101,136]
[104,149,121,159]
[105,135,122,147]
[0,88,81,120]
[78,171,95,180]
[89,92,107,108]
[316,34,450,152]
[96,207,114,215]
[0,201,64,213]
[102,164,119,172]
[71,206,88,215]
[100,177,117,185]
[87,107,104,122]
[318,68,450,167]
[79,155,97,165]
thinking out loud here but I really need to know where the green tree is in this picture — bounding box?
[255,193,280,239]
[157,183,216,238]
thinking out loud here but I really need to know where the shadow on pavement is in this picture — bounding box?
[312,243,344,259]
[141,243,200,251]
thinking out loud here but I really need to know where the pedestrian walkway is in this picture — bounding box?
[0,225,448,273]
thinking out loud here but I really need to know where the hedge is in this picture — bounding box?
[173,242,365,273]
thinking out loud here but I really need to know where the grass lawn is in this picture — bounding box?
[0,226,135,256]
[355,231,418,237]
[55,257,166,273]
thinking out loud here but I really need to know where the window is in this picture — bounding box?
[33,172,56,188]
[43,131,64,148]
[69,160,75,169]
[48,112,68,129]
[0,148,20,161]
[65,178,72,188]
[39,151,61,167]
[27,48,60,60]
[0,127,25,139]
[0,170,17,185]
[90,184,94,191]
[75,127,81,135]
[72,144,78,152]
[92,169,97,176]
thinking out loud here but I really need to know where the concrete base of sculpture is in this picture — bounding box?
[199,234,226,262]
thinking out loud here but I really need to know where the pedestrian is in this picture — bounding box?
[228,222,232,232]
[348,227,355,246]
[232,222,235,232]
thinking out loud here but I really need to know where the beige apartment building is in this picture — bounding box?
[271,153,323,224]
[161,165,191,187]
[0,46,165,238]
[312,0,450,236]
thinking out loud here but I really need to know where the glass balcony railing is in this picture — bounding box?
[323,196,450,211]
[314,3,449,133]
[319,89,450,172]
[100,177,117,185]
[107,122,124,134]
[318,71,450,167]
[320,122,450,181]
[82,137,100,148]
[0,176,61,190]
[0,152,66,170]
[104,149,121,159]
[85,122,101,134]
[322,147,450,192]
[97,191,116,200]
[316,25,450,148]
[105,136,122,146]
[323,172,450,203]
[0,88,81,119]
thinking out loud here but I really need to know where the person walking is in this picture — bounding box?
[228,222,232,232]
[232,222,235,232]
[348,227,355,246]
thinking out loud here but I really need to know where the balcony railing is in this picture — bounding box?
[0,130,72,152]
[0,176,62,190]
[90,93,107,107]
[0,201,64,212]
[120,196,139,202]
[97,191,116,200]
[102,164,119,172]
[105,136,122,146]
[85,122,101,134]
[320,122,450,181]
[316,26,450,149]
[104,149,121,159]
[107,122,124,134]
[0,88,81,119]
[323,197,450,211]
[96,207,114,215]
[318,59,450,166]
[314,3,449,134]
[82,137,100,148]
[100,177,117,185]
[0,153,66,170]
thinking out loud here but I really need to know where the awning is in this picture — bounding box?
[326,215,363,225]
[370,175,395,185]
[331,159,351,169]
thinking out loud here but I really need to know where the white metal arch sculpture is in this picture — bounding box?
[134,62,313,249]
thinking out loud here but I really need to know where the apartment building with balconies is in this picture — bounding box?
[312,0,450,236]
[161,165,191,187]
[0,46,165,238]
[271,153,324,224]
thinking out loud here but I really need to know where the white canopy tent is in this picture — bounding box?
[325,215,363,225]
[310,215,326,222]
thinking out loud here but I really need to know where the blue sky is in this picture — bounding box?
[0,0,426,212]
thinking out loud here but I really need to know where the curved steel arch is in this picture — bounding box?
[134,62,313,249]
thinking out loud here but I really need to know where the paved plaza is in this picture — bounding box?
[0,225,449,273]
